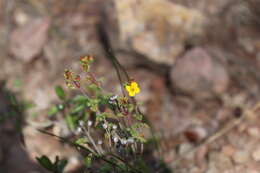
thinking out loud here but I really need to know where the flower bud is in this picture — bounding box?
[113,137,119,143]
[102,123,108,129]
[88,120,93,127]
[112,125,117,130]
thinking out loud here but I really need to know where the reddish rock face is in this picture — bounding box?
[170,47,230,99]
[9,18,50,62]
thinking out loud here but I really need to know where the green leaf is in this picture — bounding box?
[128,123,149,143]
[75,138,88,145]
[133,114,143,121]
[134,158,151,173]
[65,115,76,130]
[72,95,88,103]
[57,159,68,173]
[96,113,106,122]
[55,86,66,100]
[36,155,54,171]
[13,79,23,88]
[48,106,58,116]
[98,162,113,173]
[71,104,85,114]
[84,154,93,168]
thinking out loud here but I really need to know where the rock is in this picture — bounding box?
[170,47,229,99]
[232,150,250,164]
[247,127,260,138]
[195,145,208,168]
[252,148,260,161]
[206,167,218,173]
[9,17,50,62]
[178,143,194,159]
[13,9,31,26]
[247,170,259,173]
[221,145,236,157]
[208,152,233,171]
[114,0,207,65]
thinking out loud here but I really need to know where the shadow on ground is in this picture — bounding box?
[0,81,48,173]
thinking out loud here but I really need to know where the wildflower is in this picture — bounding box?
[119,97,128,105]
[88,120,93,127]
[64,69,73,80]
[121,139,127,145]
[102,123,108,129]
[112,125,117,130]
[113,137,119,143]
[79,120,84,126]
[66,81,75,89]
[64,69,81,89]
[125,81,140,97]
[98,140,103,145]
[76,127,82,134]
[80,56,94,72]
[109,95,118,104]
[57,104,64,110]
[80,55,94,64]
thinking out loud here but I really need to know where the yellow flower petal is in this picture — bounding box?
[135,87,140,94]
[125,85,131,92]
[125,81,140,97]
[129,91,135,97]
[131,82,138,88]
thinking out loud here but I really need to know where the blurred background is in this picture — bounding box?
[0,0,260,172]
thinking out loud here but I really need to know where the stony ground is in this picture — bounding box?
[0,0,260,172]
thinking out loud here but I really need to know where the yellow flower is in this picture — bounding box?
[125,81,140,97]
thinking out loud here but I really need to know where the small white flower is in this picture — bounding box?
[109,95,118,104]
[112,125,117,130]
[102,123,108,129]
[127,138,134,144]
[87,120,93,127]
[121,139,127,145]
[110,95,118,100]
[113,137,119,143]
[76,127,82,134]
[98,140,103,145]
[58,104,64,110]
[79,120,84,126]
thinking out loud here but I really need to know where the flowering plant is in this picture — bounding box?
[37,56,151,173]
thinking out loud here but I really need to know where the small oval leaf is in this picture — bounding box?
[55,86,66,100]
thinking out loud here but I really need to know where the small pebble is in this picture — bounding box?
[252,148,260,161]
[247,170,258,173]
[222,145,236,157]
[179,143,194,159]
[247,127,259,138]
[206,166,218,173]
[233,151,250,164]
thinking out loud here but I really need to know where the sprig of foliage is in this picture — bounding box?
[37,56,151,173]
